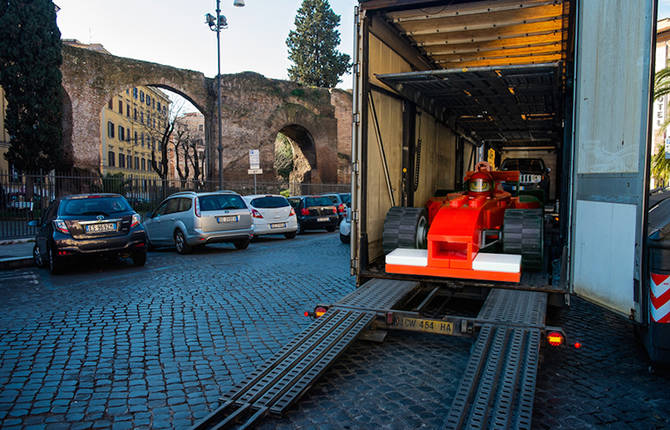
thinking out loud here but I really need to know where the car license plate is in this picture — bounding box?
[270,223,286,229]
[217,216,238,223]
[393,317,453,335]
[317,217,328,222]
[85,222,116,233]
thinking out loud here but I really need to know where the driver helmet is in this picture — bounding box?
[469,171,494,196]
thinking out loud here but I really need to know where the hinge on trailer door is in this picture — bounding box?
[353,161,359,173]
[352,210,359,222]
[354,63,360,76]
[351,258,359,271]
[353,113,360,124]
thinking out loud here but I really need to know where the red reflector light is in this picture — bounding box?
[547,331,564,347]
[301,208,310,216]
[57,250,71,256]
[289,207,295,216]
[574,342,582,349]
[338,204,345,213]
[314,306,328,318]
[304,311,310,317]
[332,207,337,214]
[251,209,263,219]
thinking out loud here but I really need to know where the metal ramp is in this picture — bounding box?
[444,289,547,430]
[192,279,417,430]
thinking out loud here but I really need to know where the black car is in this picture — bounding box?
[288,196,339,234]
[321,192,351,222]
[499,158,551,203]
[30,193,148,274]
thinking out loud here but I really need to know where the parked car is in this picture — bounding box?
[321,193,351,222]
[339,205,351,244]
[30,193,147,274]
[143,190,253,254]
[287,196,339,234]
[499,157,551,203]
[242,194,298,239]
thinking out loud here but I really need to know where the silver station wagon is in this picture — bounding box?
[143,191,253,254]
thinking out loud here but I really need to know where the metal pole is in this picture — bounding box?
[254,173,257,194]
[216,0,223,189]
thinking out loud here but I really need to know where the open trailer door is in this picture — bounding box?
[570,0,656,321]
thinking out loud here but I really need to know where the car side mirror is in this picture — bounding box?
[546,167,551,173]
[27,220,38,227]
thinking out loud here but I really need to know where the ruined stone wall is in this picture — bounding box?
[330,89,353,184]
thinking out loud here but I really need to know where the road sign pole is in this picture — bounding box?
[254,173,257,194]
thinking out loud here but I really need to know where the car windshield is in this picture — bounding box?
[305,197,333,207]
[198,194,247,211]
[59,196,132,216]
[500,159,545,172]
[250,196,289,209]
[339,194,351,204]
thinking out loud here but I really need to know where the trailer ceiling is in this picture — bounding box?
[377,64,562,146]
[368,0,571,147]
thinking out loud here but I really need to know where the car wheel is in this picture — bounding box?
[174,230,191,254]
[234,238,250,250]
[48,245,62,275]
[326,226,336,232]
[33,244,44,267]
[132,250,147,266]
[340,233,350,244]
[284,231,297,239]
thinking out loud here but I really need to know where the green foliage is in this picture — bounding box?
[653,64,670,185]
[652,149,670,187]
[0,0,63,172]
[286,0,350,88]
[291,88,305,97]
[279,189,290,198]
[275,133,294,181]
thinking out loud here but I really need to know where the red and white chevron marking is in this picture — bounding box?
[651,273,670,323]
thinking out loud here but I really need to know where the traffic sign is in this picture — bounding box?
[248,168,263,175]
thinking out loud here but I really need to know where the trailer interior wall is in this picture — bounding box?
[365,34,407,261]
[365,33,457,263]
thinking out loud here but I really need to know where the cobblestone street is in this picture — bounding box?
[0,232,669,429]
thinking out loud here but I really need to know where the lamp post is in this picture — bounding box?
[205,0,245,189]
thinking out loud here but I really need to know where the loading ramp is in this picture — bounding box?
[192,280,550,430]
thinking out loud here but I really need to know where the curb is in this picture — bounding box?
[0,238,34,246]
[0,256,34,270]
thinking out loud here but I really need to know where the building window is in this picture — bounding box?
[134,156,139,170]
[157,102,161,112]
[141,133,145,146]
[126,89,129,95]
[152,99,155,109]
[108,151,115,167]
[139,90,144,102]
[147,113,151,125]
[117,100,123,114]
[118,126,124,141]
[153,119,156,128]
[126,104,130,117]
[151,138,155,150]
[141,158,146,171]
[107,121,115,138]
[107,99,113,109]
[140,112,144,124]
[134,131,138,145]
[146,95,151,106]
[133,87,138,99]
[126,128,131,141]
[119,153,125,168]
[133,108,137,120]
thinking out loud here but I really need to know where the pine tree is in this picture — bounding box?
[286,0,350,88]
[0,0,63,172]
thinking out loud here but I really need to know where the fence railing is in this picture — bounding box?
[0,171,351,240]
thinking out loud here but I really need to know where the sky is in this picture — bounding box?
[56,0,357,87]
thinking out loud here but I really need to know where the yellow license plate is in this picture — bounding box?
[395,317,454,335]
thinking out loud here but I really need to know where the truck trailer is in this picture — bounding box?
[193,1,664,429]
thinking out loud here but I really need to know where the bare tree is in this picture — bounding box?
[173,128,191,187]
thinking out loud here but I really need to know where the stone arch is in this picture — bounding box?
[60,44,214,174]
[275,123,317,184]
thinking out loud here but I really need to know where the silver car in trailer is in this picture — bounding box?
[143,190,253,254]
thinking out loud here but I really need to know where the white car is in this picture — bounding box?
[339,206,351,243]
[243,194,298,239]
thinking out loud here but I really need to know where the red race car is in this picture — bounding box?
[383,163,543,283]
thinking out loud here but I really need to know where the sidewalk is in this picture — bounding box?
[0,238,34,269]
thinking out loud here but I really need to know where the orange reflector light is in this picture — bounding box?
[547,331,564,347]
[574,342,582,349]
[314,306,327,318]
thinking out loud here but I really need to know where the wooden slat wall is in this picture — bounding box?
[414,110,457,206]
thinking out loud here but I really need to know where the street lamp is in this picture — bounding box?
[205,0,245,189]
